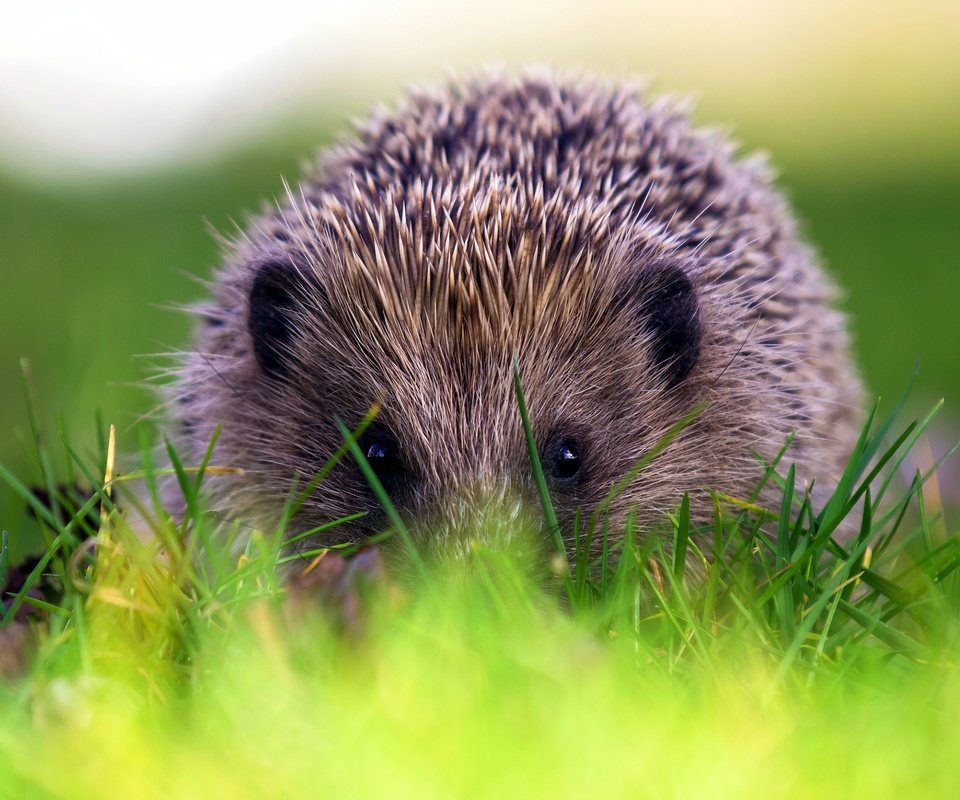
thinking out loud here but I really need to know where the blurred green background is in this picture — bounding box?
[1,1,958,557]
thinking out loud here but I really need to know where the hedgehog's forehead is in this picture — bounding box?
[302,177,626,348]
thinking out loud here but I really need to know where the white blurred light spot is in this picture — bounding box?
[0,0,354,174]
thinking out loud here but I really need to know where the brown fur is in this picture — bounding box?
[167,71,863,560]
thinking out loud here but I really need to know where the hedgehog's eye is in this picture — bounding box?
[366,441,391,462]
[546,436,583,486]
[360,433,405,493]
[553,441,581,480]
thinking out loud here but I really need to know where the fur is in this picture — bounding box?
[167,71,863,558]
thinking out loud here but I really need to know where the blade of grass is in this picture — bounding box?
[0,532,8,594]
[512,362,563,555]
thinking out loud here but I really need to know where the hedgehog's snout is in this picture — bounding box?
[409,479,547,568]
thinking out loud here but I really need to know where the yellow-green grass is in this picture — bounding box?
[0,386,957,798]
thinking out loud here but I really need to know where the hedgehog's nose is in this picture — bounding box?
[410,481,547,570]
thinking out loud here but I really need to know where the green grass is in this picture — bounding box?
[0,381,958,798]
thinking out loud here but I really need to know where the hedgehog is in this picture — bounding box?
[166,71,863,565]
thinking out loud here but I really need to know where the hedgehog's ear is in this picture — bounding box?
[617,262,701,388]
[248,260,307,379]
